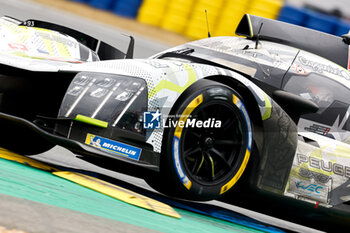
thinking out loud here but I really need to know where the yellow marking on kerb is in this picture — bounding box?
[53,171,181,219]
[0,148,58,172]
[0,147,181,219]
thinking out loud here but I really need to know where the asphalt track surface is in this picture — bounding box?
[0,0,324,232]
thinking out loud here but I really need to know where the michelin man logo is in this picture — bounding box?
[90,135,101,148]
[143,110,161,129]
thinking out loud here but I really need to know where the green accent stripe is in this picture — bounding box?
[262,94,272,121]
[75,115,108,128]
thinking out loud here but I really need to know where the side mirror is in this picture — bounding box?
[272,90,319,124]
[342,34,350,45]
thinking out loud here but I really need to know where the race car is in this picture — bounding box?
[1,13,350,226]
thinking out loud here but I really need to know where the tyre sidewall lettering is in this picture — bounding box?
[173,136,192,190]
[170,85,253,198]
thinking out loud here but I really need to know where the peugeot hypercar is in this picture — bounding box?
[2,14,350,225]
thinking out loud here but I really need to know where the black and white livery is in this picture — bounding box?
[1,14,350,227]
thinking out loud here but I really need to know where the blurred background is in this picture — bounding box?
[69,0,350,40]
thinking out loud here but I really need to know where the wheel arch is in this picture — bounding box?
[164,75,265,190]
[199,76,298,195]
[156,73,297,197]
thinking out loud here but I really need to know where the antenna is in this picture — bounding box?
[205,10,211,38]
[255,23,263,49]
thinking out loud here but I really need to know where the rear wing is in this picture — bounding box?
[235,14,348,69]
[17,17,134,60]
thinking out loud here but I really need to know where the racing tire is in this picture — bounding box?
[146,80,253,201]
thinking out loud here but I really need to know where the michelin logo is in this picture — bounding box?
[85,133,141,160]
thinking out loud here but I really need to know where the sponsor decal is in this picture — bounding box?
[288,177,328,202]
[298,56,350,80]
[34,31,77,48]
[296,181,324,194]
[304,124,330,136]
[297,153,350,178]
[85,133,141,161]
[299,167,330,184]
